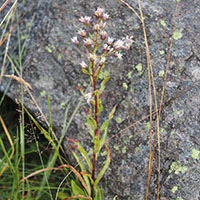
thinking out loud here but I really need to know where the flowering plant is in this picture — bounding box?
[67,7,133,199]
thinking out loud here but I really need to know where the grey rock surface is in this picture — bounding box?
[1,0,200,199]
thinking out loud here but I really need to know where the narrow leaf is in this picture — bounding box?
[94,144,111,187]
[109,105,117,120]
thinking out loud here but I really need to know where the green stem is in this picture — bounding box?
[91,60,98,199]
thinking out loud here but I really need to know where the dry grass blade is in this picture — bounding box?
[136,1,160,199]
[64,195,92,200]
[6,54,67,158]
[118,0,141,21]
[3,74,32,89]
[19,167,57,184]
[0,0,11,13]
[0,115,15,177]
[54,164,90,196]
[118,0,181,199]
[118,0,161,199]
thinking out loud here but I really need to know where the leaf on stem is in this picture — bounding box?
[94,144,111,187]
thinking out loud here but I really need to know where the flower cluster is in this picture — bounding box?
[71,7,133,65]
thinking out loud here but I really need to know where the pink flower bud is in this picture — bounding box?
[102,13,109,21]
[100,31,107,40]
[95,7,104,18]
[78,29,87,37]
[80,61,88,69]
[107,37,114,46]
[113,40,124,50]
[114,52,123,59]
[84,38,93,48]
[93,23,100,32]
[71,36,79,45]
[79,16,91,25]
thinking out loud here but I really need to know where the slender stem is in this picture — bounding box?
[91,60,98,198]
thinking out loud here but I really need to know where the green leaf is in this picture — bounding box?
[94,144,111,187]
[69,145,91,194]
[86,116,95,137]
[77,143,92,172]
[82,67,92,76]
[97,98,103,116]
[71,180,87,200]
[100,120,109,131]
[100,77,110,92]
[109,105,117,120]
[57,192,69,199]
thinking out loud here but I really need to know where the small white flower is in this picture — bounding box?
[79,16,91,25]
[102,13,109,21]
[122,36,134,50]
[84,92,93,104]
[107,37,114,46]
[114,52,123,59]
[84,38,93,47]
[89,53,97,61]
[93,23,100,32]
[99,57,106,65]
[103,44,110,51]
[113,40,124,50]
[78,29,86,37]
[99,21,106,29]
[71,36,79,45]
[80,61,88,68]
[95,7,104,17]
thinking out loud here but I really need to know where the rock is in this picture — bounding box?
[1,0,200,199]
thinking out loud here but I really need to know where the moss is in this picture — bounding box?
[60,101,65,109]
[169,161,188,174]
[171,186,178,193]
[101,151,107,156]
[173,30,183,40]
[115,117,123,124]
[192,149,200,160]
[57,54,62,61]
[46,47,52,53]
[114,144,119,151]
[135,147,140,152]
[160,19,167,27]
[146,121,150,130]
[122,82,128,90]
[122,146,127,154]
[128,71,132,79]
[40,90,46,97]
[176,197,184,200]
[135,63,143,76]
[160,50,165,55]
[130,87,134,93]
[158,70,165,77]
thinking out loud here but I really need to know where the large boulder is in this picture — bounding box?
[1,0,199,199]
